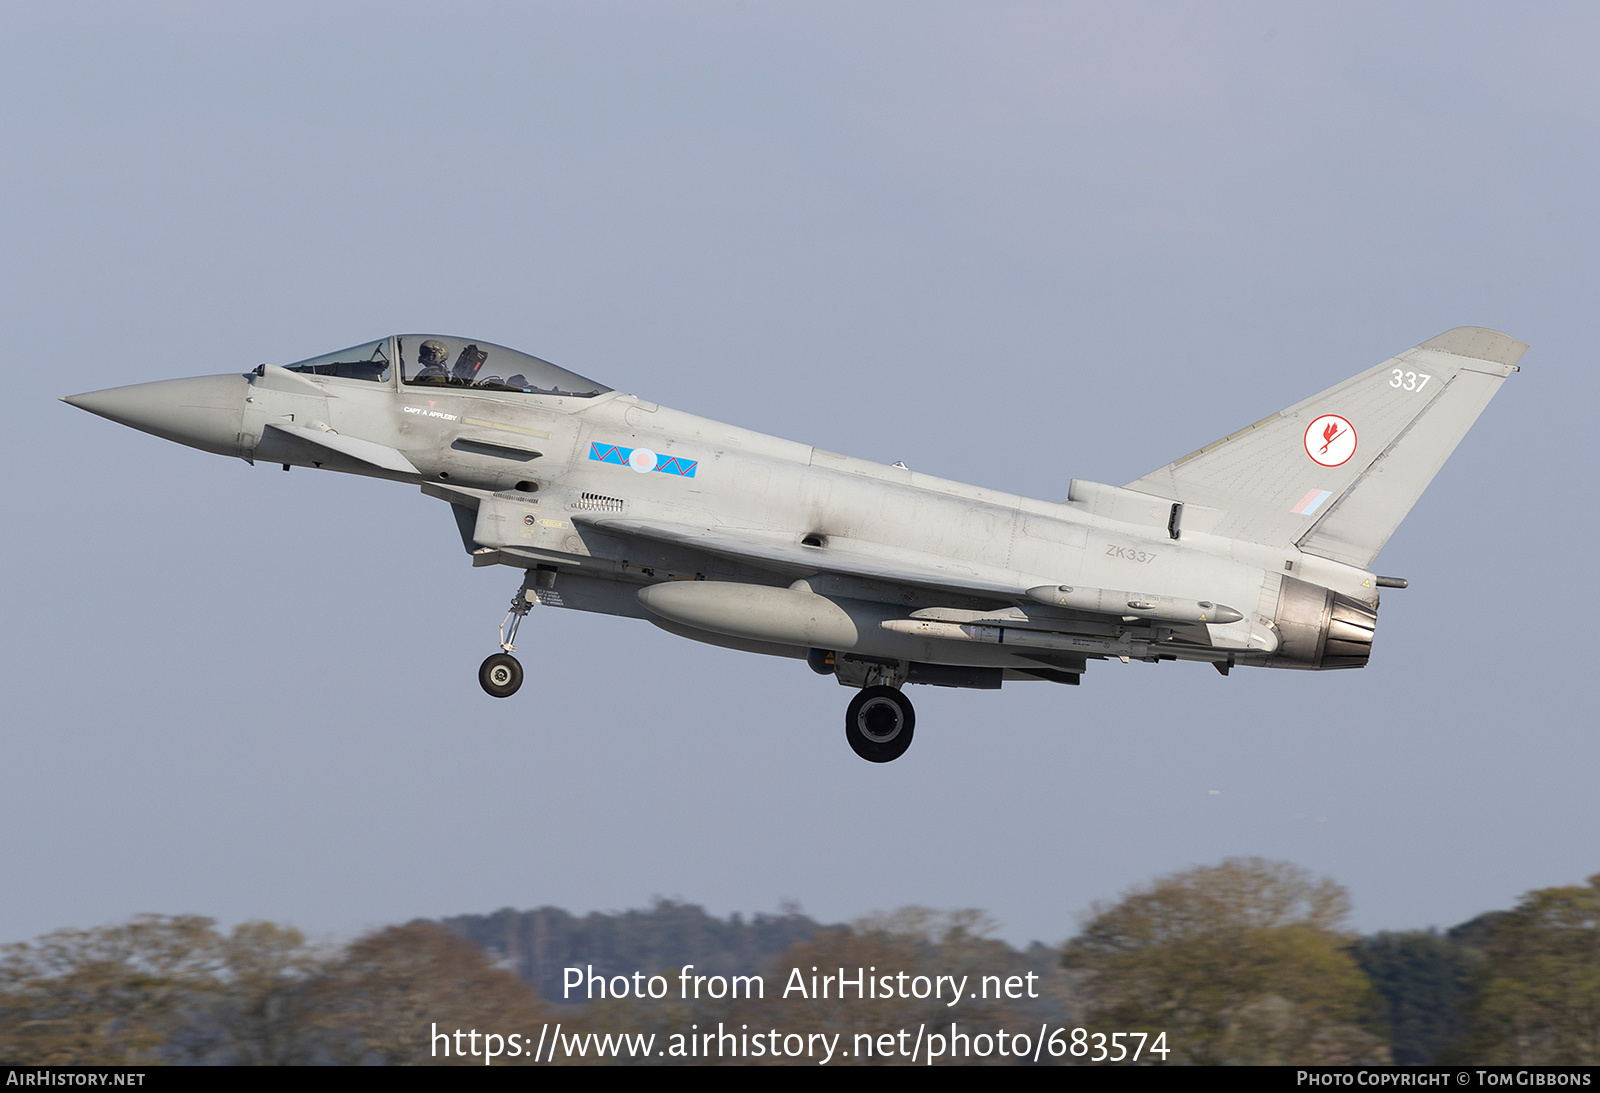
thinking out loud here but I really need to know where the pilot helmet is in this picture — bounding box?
[418,340,449,366]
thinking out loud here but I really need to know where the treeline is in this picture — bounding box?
[0,908,1054,1066]
[440,900,1059,1011]
[439,900,840,1004]
[1,861,1596,1065]
[0,919,545,1065]
[1060,859,1600,1065]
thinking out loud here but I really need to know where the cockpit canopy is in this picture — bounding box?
[283,335,611,398]
[282,338,393,382]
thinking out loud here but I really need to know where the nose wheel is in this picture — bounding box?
[845,685,915,762]
[479,653,524,698]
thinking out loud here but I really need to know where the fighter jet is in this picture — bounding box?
[63,328,1523,762]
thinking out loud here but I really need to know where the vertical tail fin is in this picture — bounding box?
[1124,327,1525,566]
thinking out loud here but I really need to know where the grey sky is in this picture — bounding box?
[2,2,1595,948]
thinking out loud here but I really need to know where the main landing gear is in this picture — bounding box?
[845,685,915,763]
[810,648,918,762]
[478,566,556,699]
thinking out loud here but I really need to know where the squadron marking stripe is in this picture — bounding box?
[588,441,698,478]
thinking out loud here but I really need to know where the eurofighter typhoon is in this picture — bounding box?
[63,328,1523,761]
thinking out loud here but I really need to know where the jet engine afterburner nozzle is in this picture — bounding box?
[1269,576,1378,670]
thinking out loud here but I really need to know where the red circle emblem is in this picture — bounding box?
[1304,415,1356,467]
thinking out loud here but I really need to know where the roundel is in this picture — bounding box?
[1304,415,1356,467]
[627,447,658,473]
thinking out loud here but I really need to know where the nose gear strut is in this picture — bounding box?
[479,566,556,698]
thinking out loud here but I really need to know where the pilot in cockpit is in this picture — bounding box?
[414,339,451,381]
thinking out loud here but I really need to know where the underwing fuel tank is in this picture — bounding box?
[636,581,868,649]
[1269,576,1378,670]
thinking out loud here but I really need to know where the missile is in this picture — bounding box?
[1024,584,1243,624]
[879,618,1141,657]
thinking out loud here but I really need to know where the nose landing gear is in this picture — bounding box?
[477,566,556,699]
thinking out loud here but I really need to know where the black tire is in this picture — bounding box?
[479,653,524,698]
[844,685,915,763]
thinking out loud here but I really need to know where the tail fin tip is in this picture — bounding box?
[1419,327,1528,369]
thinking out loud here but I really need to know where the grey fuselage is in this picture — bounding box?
[70,338,1385,683]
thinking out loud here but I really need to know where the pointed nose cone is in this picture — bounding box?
[62,374,248,457]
